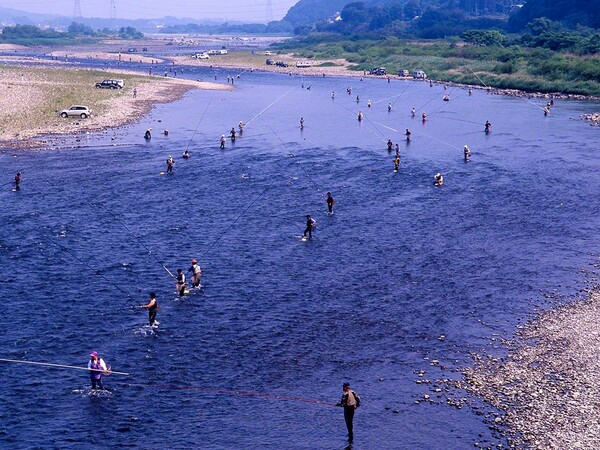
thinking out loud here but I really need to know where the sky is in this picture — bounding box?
[0,0,300,22]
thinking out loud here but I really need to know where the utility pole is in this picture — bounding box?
[266,0,273,24]
[110,0,117,20]
[73,0,82,18]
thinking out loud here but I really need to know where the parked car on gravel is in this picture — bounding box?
[95,79,124,89]
[59,105,91,119]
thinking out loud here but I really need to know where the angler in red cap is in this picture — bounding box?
[87,351,110,390]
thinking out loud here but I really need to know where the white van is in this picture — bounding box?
[412,70,427,79]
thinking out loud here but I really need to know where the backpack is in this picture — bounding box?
[352,391,361,408]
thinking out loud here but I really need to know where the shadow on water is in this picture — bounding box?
[1,66,600,449]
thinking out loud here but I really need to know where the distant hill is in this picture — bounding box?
[508,0,600,31]
[283,0,518,29]
[283,0,350,28]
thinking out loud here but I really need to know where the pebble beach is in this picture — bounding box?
[461,287,600,449]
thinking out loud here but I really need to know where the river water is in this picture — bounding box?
[1,63,600,449]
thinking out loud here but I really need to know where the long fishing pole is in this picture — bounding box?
[200,181,275,258]
[244,88,292,127]
[94,204,175,280]
[263,121,326,201]
[184,98,213,153]
[46,238,139,305]
[0,358,130,375]
[128,383,336,406]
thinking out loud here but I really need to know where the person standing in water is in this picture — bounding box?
[484,120,491,133]
[411,108,416,117]
[88,351,110,390]
[230,127,236,141]
[434,173,444,186]
[300,117,304,129]
[303,215,316,239]
[176,269,186,296]
[336,382,360,442]
[14,172,21,190]
[326,192,335,214]
[394,155,400,172]
[387,139,393,151]
[166,156,175,174]
[144,128,152,140]
[141,292,158,326]
[188,259,202,288]
[464,145,472,161]
[238,121,244,134]
[220,135,226,149]
[405,129,412,142]
[357,111,363,122]
[388,103,392,112]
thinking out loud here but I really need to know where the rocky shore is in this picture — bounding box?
[460,289,600,449]
[582,113,600,126]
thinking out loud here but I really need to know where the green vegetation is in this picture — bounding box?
[275,35,600,96]
[0,23,143,46]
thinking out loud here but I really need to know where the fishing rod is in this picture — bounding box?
[93,203,175,280]
[415,90,444,113]
[200,180,275,258]
[333,101,388,143]
[128,383,336,406]
[183,97,213,153]
[244,88,292,128]
[46,238,140,305]
[263,121,326,201]
[0,358,130,375]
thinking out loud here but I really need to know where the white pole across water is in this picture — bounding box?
[0,358,130,375]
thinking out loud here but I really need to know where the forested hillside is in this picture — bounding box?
[284,0,600,34]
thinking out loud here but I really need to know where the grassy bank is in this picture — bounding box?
[275,37,600,97]
[0,65,225,144]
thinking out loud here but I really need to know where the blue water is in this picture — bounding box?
[1,66,600,449]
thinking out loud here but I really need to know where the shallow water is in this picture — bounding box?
[1,66,600,449]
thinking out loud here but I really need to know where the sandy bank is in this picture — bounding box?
[0,66,230,146]
[462,289,600,449]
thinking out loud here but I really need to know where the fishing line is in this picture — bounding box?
[45,237,139,305]
[415,90,443,113]
[263,121,326,201]
[94,203,175,280]
[200,181,275,258]
[0,358,129,375]
[333,101,388,143]
[128,383,336,406]
[467,66,546,112]
[417,128,462,151]
[184,97,213,153]
[244,88,292,127]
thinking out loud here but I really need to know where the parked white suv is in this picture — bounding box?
[60,105,92,119]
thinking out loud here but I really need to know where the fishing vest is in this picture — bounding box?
[177,273,186,284]
[89,359,103,379]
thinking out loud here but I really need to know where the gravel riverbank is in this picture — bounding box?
[461,288,600,449]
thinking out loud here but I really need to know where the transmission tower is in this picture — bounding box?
[110,0,117,20]
[73,0,82,18]
[266,0,273,23]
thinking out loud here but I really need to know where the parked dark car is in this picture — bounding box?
[266,59,275,65]
[370,67,387,75]
[275,61,289,67]
[95,79,124,89]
